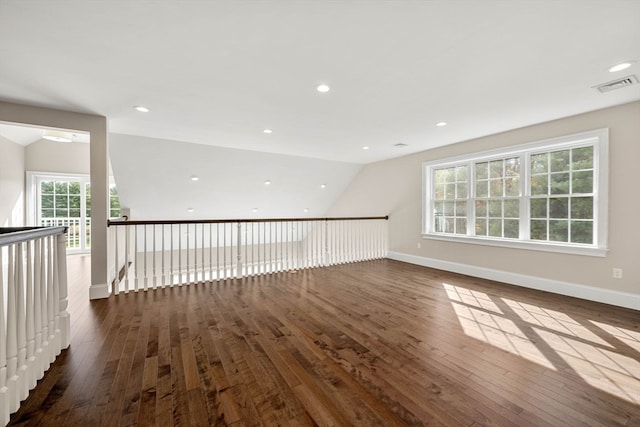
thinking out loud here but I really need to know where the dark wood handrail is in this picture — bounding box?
[108,216,388,227]
[0,226,68,246]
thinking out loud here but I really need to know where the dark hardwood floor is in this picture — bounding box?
[8,255,640,426]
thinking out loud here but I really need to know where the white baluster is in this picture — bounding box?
[6,244,19,412]
[15,242,28,401]
[56,232,70,350]
[25,240,36,391]
[47,237,56,365]
[0,245,9,425]
[33,239,43,380]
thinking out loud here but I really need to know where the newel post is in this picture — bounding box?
[56,233,70,349]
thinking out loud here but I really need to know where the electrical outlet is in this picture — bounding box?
[417,242,421,249]
[612,268,623,279]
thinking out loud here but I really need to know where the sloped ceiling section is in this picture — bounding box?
[109,134,362,220]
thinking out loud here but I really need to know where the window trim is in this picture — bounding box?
[422,129,609,257]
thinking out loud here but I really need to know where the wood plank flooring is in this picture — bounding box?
[8,255,640,426]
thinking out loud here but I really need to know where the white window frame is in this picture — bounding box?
[422,129,609,257]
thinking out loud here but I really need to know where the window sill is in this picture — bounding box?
[421,233,608,257]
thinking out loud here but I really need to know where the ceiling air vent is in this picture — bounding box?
[593,75,638,93]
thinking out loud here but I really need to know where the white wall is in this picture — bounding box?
[109,134,363,220]
[26,139,90,175]
[328,102,640,309]
[0,136,25,226]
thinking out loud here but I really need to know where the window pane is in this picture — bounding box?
[476,162,488,180]
[530,220,547,240]
[549,197,568,218]
[445,184,455,199]
[476,180,488,197]
[476,219,487,236]
[550,150,570,172]
[41,195,54,209]
[55,209,68,217]
[489,179,503,197]
[456,183,468,198]
[531,175,548,195]
[455,201,467,216]
[69,182,81,194]
[504,219,519,238]
[41,209,54,218]
[531,154,548,174]
[488,219,502,237]
[550,173,570,194]
[530,199,547,218]
[69,208,80,218]
[455,166,467,181]
[444,201,454,216]
[435,184,445,199]
[488,200,502,217]
[489,161,503,178]
[455,218,466,234]
[55,195,68,208]
[445,218,454,233]
[55,182,69,194]
[476,200,487,217]
[435,169,449,184]
[504,199,519,218]
[571,197,593,219]
[549,220,568,242]
[41,181,54,194]
[572,146,593,170]
[505,177,519,197]
[505,158,520,176]
[571,221,593,244]
[572,171,593,193]
[434,201,445,216]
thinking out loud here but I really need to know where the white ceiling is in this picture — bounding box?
[1,0,639,164]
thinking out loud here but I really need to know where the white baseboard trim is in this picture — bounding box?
[89,283,110,300]
[387,251,639,311]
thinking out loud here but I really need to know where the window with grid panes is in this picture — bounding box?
[422,129,608,256]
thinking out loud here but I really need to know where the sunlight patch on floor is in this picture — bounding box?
[443,282,640,404]
[444,283,555,370]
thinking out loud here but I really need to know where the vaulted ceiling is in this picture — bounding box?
[2,0,639,164]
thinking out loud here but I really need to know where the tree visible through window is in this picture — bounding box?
[423,129,608,256]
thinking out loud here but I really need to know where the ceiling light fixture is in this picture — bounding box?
[320,184,327,189]
[394,142,408,147]
[42,130,73,143]
[362,146,370,150]
[609,62,635,72]
[187,208,194,213]
[134,106,150,112]
[436,121,447,127]
[316,84,330,93]
[252,208,258,213]
[263,129,273,134]
[190,175,199,181]
[304,208,309,212]
[264,180,271,185]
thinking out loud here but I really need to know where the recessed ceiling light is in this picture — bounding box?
[42,130,73,143]
[134,106,150,113]
[609,61,635,72]
[317,84,330,93]
[394,142,408,147]
[190,175,199,181]
[187,208,194,213]
[263,129,273,134]
[320,184,327,189]
[304,208,309,212]
[252,208,258,213]
[362,146,370,150]
[436,121,447,127]
[264,180,271,185]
